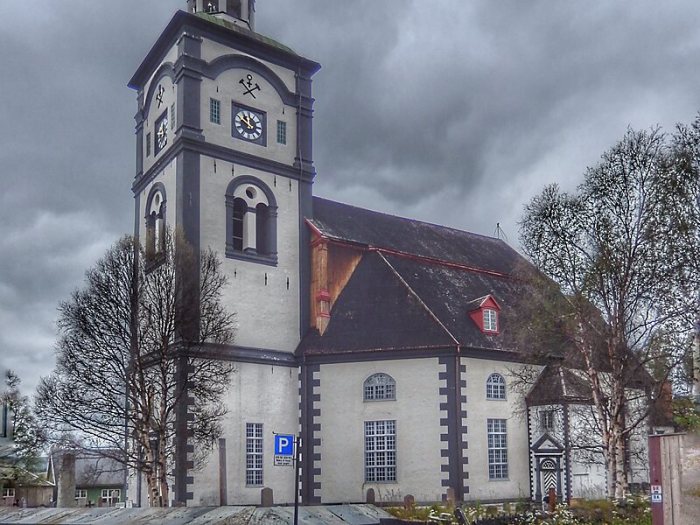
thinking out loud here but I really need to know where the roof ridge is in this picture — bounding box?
[313,196,505,243]
[377,252,459,346]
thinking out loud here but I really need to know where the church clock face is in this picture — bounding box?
[232,104,266,145]
[155,111,168,154]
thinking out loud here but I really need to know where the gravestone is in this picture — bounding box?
[260,487,273,507]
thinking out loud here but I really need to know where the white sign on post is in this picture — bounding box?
[651,485,662,503]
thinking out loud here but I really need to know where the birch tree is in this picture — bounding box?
[517,126,700,498]
[35,231,235,506]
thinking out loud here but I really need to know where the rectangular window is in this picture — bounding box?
[101,489,120,502]
[487,418,508,479]
[210,98,221,125]
[2,488,15,498]
[170,103,175,129]
[146,133,151,157]
[246,422,263,486]
[540,410,555,432]
[75,489,87,499]
[276,120,287,144]
[364,420,396,482]
[483,309,498,331]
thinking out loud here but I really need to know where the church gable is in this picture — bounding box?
[299,251,455,356]
[531,433,565,455]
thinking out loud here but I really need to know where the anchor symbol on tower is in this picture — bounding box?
[239,74,261,98]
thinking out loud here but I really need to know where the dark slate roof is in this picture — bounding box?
[299,198,534,356]
[311,197,527,275]
[299,252,456,355]
[383,254,518,352]
[526,365,593,406]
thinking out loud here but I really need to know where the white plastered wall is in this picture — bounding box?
[200,66,297,165]
[199,157,301,352]
[201,39,297,92]
[142,44,179,176]
[191,361,299,505]
[462,358,532,501]
[317,358,444,504]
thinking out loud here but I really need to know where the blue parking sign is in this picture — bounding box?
[275,434,295,456]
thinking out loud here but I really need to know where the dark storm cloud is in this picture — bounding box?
[1,0,700,392]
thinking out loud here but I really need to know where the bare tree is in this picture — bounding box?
[517,126,700,498]
[35,231,235,506]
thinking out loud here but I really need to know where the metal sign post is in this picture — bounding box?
[273,432,301,525]
[294,435,301,525]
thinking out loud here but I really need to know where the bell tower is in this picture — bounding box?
[186,0,255,30]
[128,1,320,506]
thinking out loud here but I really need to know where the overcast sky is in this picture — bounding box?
[2,0,700,395]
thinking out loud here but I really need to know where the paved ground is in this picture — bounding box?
[0,504,392,525]
[681,432,700,525]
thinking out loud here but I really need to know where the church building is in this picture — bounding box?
[127,1,649,507]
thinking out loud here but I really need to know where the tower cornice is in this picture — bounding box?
[128,10,320,92]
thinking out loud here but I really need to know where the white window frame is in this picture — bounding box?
[3,488,15,498]
[75,489,87,499]
[246,422,263,486]
[486,373,506,400]
[210,98,221,125]
[483,308,498,332]
[101,489,120,503]
[276,120,287,144]
[364,373,396,401]
[364,420,396,482]
[487,418,508,480]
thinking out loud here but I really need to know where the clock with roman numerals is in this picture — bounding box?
[232,103,266,146]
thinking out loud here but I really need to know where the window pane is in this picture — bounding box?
[364,419,396,482]
[210,98,221,125]
[246,422,263,486]
[487,418,508,480]
[363,374,396,401]
[277,120,287,144]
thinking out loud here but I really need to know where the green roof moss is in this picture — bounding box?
[195,12,297,55]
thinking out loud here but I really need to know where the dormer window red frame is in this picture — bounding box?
[468,295,501,334]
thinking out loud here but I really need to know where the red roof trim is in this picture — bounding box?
[305,220,512,280]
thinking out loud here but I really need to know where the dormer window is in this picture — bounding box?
[468,294,501,334]
[483,309,498,332]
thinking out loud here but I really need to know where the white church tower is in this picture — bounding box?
[128,1,320,505]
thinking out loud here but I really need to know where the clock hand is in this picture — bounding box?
[241,115,254,129]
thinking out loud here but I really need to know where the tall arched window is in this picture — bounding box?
[486,373,506,400]
[364,373,396,401]
[145,185,166,263]
[225,177,277,265]
[232,198,246,251]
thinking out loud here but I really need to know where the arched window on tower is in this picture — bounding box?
[225,177,277,265]
[256,202,269,254]
[145,186,166,264]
